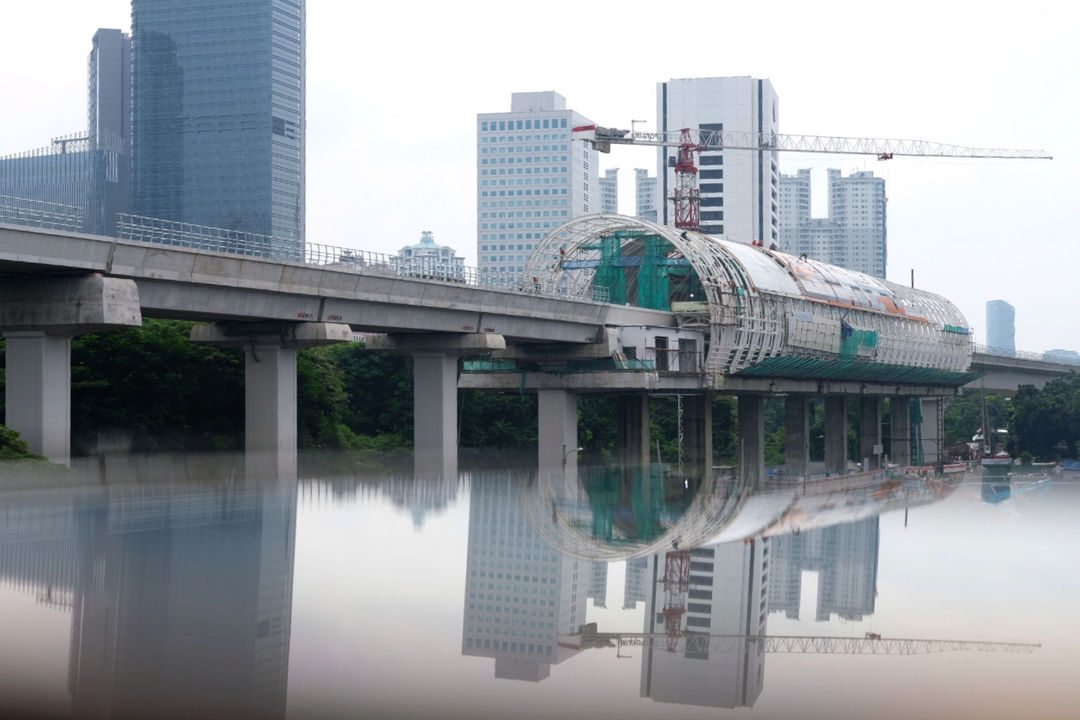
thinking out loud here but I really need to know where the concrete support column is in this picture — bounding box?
[538,389,579,478]
[784,395,811,480]
[617,395,651,469]
[859,397,883,469]
[245,342,297,477]
[824,396,848,476]
[681,394,713,479]
[738,395,765,488]
[3,331,72,464]
[413,353,458,478]
[921,397,943,465]
[890,397,912,467]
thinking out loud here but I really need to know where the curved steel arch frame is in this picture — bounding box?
[529,214,972,377]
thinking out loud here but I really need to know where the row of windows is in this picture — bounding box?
[479,178,571,187]
[480,214,566,229]
[481,118,569,131]
[464,637,553,655]
[480,167,569,176]
[482,188,568,198]
[482,243,535,252]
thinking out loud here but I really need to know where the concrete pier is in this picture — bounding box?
[681,394,713,478]
[890,397,912,467]
[1,275,141,463]
[738,395,765,488]
[784,395,811,480]
[921,397,943,464]
[191,322,351,477]
[859,397,882,469]
[617,395,651,469]
[824,396,848,476]
[538,389,579,477]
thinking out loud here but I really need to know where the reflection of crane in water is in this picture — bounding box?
[565,623,1041,656]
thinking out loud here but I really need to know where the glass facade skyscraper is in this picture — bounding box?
[131,0,305,257]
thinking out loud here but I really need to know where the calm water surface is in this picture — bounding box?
[0,454,1076,720]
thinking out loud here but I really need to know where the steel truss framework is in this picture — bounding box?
[526,214,972,378]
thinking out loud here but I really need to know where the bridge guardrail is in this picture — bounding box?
[974,344,1080,366]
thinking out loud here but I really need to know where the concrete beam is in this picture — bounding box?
[190,321,352,347]
[366,332,506,354]
[0,274,141,333]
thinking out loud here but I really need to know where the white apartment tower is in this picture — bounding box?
[779,168,887,278]
[599,168,619,215]
[477,92,598,277]
[656,77,780,245]
[635,168,657,223]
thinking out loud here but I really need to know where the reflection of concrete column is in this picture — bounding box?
[921,397,942,464]
[3,332,72,463]
[618,395,651,468]
[859,397,882,469]
[784,395,810,479]
[681,394,712,478]
[890,397,911,467]
[413,352,458,478]
[738,395,764,487]
[824,397,847,476]
[539,389,578,478]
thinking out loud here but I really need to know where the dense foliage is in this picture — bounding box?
[3,322,1078,463]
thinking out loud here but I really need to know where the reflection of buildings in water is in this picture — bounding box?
[639,540,768,709]
[461,474,589,682]
[589,561,608,608]
[0,478,297,718]
[767,517,879,622]
[381,473,459,530]
[624,556,649,609]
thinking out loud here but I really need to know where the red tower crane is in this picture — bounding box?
[661,549,692,652]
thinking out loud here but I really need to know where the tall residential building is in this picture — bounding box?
[635,168,657,223]
[639,541,769,709]
[656,77,780,245]
[599,168,619,214]
[477,91,598,277]
[0,29,130,236]
[779,168,887,278]
[986,300,1016,352]
[131,0,305,257]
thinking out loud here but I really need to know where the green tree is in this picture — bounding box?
[0,426,40,460]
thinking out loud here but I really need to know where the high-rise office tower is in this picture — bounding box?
[131,0,305,256]
[779,168,887,278]
[477,92,597,277]
[986,300,1016,352]
[656,77,780,245]
[635,168,657,223]
[0,29,130,236]
[599,168,619,214]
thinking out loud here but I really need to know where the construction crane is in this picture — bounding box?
[572,125,1052,233]
[566,623,1041,656]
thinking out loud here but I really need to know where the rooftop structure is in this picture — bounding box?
[390,230,465,280]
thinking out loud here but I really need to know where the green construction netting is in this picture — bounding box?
[736,355,983,386]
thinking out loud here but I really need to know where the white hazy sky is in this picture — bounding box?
[1,1,1076,353]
